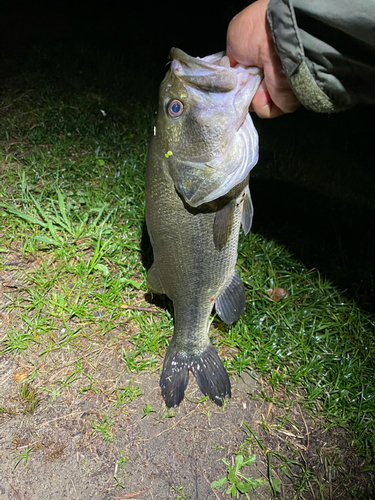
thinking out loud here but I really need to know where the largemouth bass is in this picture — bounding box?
[145,48,261,408]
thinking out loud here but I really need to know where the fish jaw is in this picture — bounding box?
[171,115,258,207]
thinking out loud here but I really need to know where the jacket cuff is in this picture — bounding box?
[267,0,344,113]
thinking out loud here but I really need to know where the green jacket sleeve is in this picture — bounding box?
[267,0,375,112]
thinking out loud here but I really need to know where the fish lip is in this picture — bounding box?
[237,115,247,132]
[170,47,263,76]
[170,47,225,71]
[170,48,239,93]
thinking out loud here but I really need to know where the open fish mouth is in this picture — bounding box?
[170,47,262,94]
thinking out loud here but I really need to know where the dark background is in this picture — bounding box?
[1,0,374,313]
[0,0,240,61]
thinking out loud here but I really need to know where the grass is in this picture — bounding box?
[228,240,375,461]
[241,421,310,497]
[19,381,40,414]
[113,451,130,488]
[172,486,189,500]
[113,378,144,408]
[0,43,374,497]
[14,445,34,469]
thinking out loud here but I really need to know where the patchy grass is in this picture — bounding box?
[227,237,375,463]
[0,44,374,499]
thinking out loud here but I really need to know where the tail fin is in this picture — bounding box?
[160,342,231,408]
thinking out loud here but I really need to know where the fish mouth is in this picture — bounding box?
[170,47,261,135]
[170,48,238,93]
[171,48,229,72]
[170,47,262,94]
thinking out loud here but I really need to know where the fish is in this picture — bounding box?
[145,48,262,408]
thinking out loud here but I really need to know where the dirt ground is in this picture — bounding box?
[0,258,372,500]
[0,360,357,500]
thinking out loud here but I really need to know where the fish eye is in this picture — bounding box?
[168,99,184,118]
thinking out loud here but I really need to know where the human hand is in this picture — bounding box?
[226,0,301,118]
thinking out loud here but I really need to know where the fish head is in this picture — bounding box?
[154,48,262,207]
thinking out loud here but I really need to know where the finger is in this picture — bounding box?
[251,79,300,118]
[227,50,237,67]
[251,100,286,119]
[252,79,271,108]
[250,80,280,118]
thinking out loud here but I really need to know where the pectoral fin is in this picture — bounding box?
[241,185,253,235]
[215,272,246,324]
[213,200,236,251]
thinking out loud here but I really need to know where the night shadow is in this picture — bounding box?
[250,177,375,312]
[250,104,375,314]
[140,220,173,312]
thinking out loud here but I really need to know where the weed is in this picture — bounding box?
[155,408,176,423]
[40,388,61,401]
[113,477,126,488]
[114,379,143,408]
[90,416,114,442]
[0,406,16,418]
[172,485,189,500]
[116,451,129,468]
[211,453,267,498]
[1,326,37,354]
[81,459,94,476]
[242,422,316,497]
[113,451,129,488]
[14,446,34,469]
[142,402,155,418]
[19,382,40,414]
[184,394,209,405]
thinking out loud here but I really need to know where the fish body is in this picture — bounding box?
[145,48,261,407]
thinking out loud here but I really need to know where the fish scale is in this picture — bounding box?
[145,48,261,407]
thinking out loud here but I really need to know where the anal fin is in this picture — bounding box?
[213,199,236,251]
[146,264,165,295]
[241,184,253,235]
[215,272,246,325]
